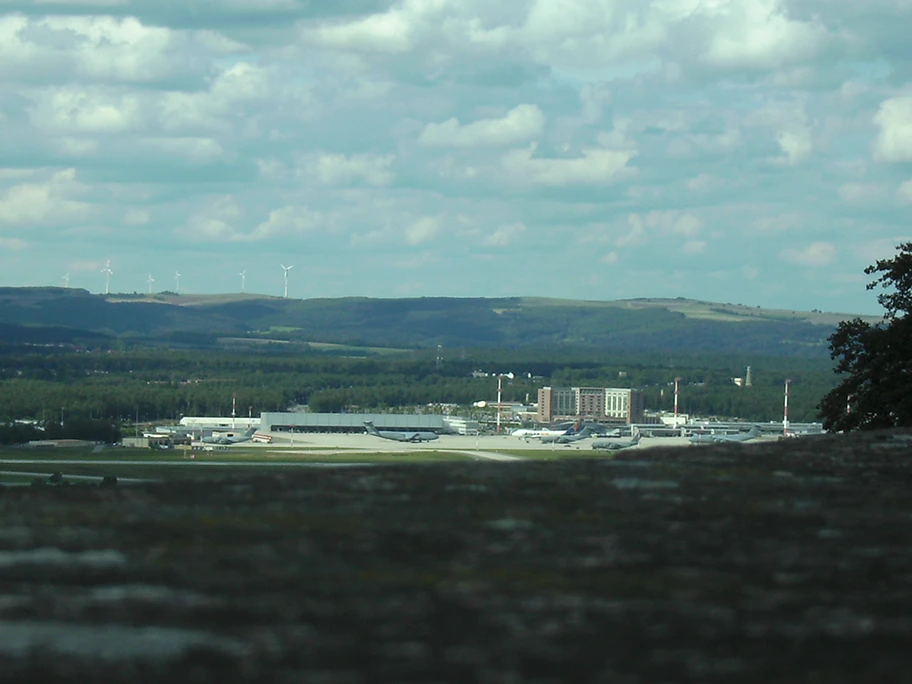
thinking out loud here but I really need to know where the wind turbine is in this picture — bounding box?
[147,274,154,294]
[62,273,70,288]
[281,264,293,299]
[101,260,113,295]
[175,271,181,294]
[239,270,246,293]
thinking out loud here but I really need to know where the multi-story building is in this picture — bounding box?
[537,386,644,424]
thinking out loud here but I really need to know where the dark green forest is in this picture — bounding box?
[0,344,835,443]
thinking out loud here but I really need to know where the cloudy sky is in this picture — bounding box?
[1,0,911,314]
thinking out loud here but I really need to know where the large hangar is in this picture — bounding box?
[261,412,451,435]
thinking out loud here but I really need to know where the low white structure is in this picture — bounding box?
[179,416,260,430]
[443,417,480,435]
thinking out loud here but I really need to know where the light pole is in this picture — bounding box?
[673,377,681,434]
[783,379,791,437]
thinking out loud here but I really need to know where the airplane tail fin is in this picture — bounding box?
[364,421,380,436]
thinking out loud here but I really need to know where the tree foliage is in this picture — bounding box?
[820,243,912,430]
[0,344,836,428]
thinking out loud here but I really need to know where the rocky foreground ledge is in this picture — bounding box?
[2,431,912,682]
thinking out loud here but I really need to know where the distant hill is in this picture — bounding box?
[0,288,878,357]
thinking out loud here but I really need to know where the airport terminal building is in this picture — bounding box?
[537,386,645,424]
[260,412,480,435]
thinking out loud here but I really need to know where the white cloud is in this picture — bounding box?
[140,137,227,164]
[781,242,836,267]
[419,104,545,148]
[57,137,100,157]
[0,169,38,181]
[124,209,150,225]
[483,222,526,247]
[183,195,241,241]
[667,128,742,158]
[244,206,321,242]
[601,251,618,264]
[58,16,177,82]
[405,216,442,245]
[899,179,912,204]
[210,62,270,102]
[0,14,191,84]
[158,62,275,135]
[681,240,707,254]
[776,127,812,166]
[502,144,635,186]
[839,183,889,204]
[0,169,90,226]
[873,96,912,162]
[305,2,433,54]
[700,0,828,70]
[742,265,760,280]
[29,88,142,133]
[194,30,250,54]
[312,153,395,187]
[619,211,704,246]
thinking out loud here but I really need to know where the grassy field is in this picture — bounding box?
[0,444,617,485]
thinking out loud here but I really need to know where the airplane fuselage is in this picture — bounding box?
[375,431,438,442]
[364,421,438,442]
[689,427,760,444]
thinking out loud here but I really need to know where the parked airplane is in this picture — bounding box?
[541,426,594,444]
[511,422,579,440]
[511,427,566,439]
[591,429,641,451]
[364,421,439,442]
[689,425,761,444]
[200,426,257,445]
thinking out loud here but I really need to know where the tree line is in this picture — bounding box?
[0,346,838,443]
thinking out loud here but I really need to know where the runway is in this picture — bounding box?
[259,431,780,454]
[0,433,780,486]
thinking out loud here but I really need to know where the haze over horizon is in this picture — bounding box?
[1,1,911,315]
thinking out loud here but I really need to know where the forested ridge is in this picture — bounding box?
[0,288,854,356]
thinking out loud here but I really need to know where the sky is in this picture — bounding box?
[1,1,911,314]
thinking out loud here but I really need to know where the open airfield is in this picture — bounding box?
[0,431,784,485]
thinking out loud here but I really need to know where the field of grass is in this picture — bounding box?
[0,443,622,485]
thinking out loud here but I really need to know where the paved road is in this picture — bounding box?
[0,460,373,468]
[0,470,153,483]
